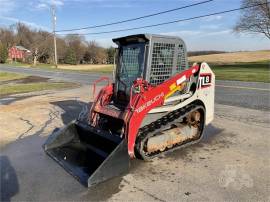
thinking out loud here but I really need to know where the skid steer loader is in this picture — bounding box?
[44,34,215,187]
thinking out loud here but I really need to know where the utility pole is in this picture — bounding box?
[51,4,58,68]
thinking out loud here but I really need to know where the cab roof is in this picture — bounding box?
[112,34,185,45]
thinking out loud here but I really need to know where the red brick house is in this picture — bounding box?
[8,46,31,62]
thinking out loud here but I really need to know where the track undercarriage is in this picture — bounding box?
[135,102,205,160]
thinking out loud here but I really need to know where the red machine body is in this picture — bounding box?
[90,64,200,158]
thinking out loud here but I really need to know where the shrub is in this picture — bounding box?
[0,42,8,63]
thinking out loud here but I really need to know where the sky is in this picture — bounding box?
[0,0,269,51]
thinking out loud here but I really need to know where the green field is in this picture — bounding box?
[0,72,79,97]
[210,61,270,83]
[0,72,27,81]
[0,82,77,96]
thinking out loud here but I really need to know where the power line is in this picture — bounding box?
[61,1,269,36]
[56,0,214,32]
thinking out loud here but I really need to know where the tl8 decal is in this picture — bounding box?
[199,73,212,89]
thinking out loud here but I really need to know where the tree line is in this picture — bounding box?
[0,23,115,65]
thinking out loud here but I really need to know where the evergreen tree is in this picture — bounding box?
[64,49,77,65]
[0,42,8,63]
[106,47,115,64]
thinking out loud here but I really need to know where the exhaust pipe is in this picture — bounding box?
[43,121,129,187]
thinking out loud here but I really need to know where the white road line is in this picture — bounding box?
[216,84,270,92]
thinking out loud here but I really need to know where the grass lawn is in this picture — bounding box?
[0,72,27,81]
[210,61,270,83]
[77,65,113,73]
[0,82,78,97]
[0,71,79,97]
[58,64,114,72]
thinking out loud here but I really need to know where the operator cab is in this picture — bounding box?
[113,34,188,105]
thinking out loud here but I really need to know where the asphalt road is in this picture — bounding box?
[0,65,269,110]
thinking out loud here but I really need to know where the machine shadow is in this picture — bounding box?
[50,100,92,124]
[201,124,224,143]
[0,155,19,202]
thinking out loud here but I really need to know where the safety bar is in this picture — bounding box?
[92,77,110,99]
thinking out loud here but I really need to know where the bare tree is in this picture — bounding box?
[13,23,53,65]
[31,31,54,65]
[85,41,107,64]
[0,27,16,47]
[234,0,270,39]
[15,23,35,48]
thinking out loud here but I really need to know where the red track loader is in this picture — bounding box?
[44,34,215,187]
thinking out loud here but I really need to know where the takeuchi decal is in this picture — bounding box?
[135,92,164,113]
